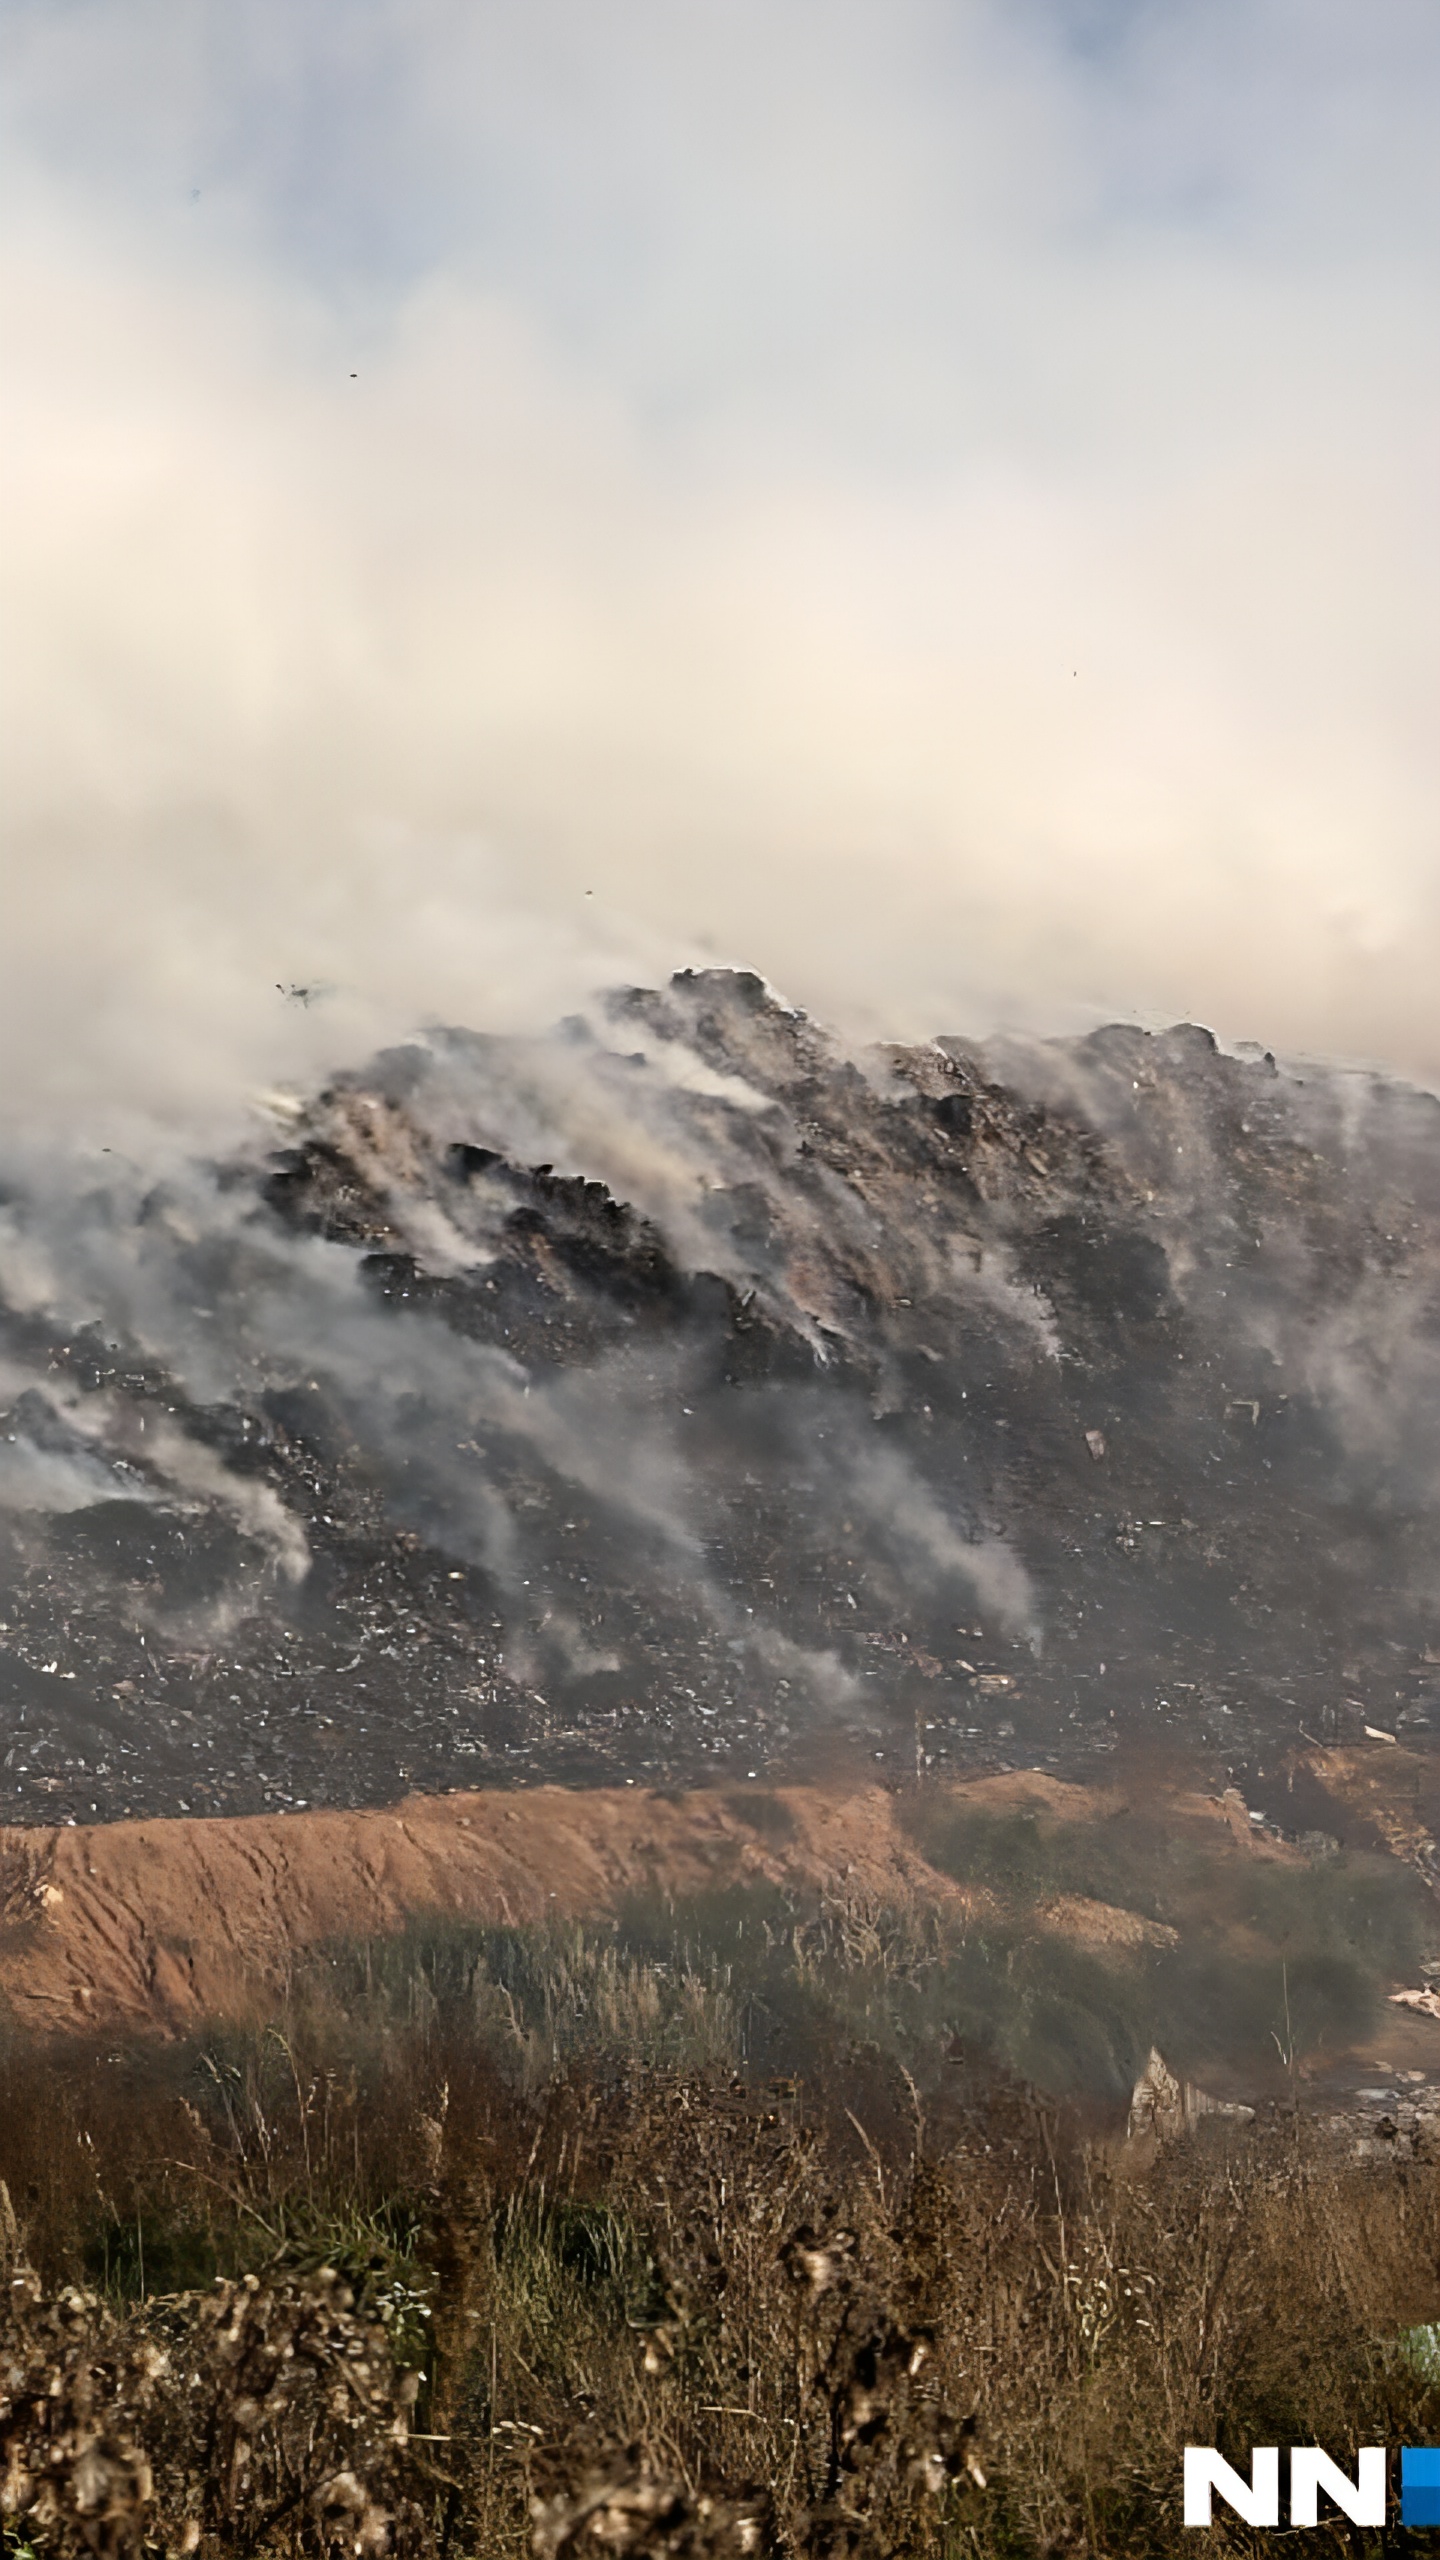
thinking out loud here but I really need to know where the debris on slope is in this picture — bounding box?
[1390,1988,1440,2020]
[3,969,1440,1823]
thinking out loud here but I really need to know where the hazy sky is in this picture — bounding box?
[4,0,1438,1130]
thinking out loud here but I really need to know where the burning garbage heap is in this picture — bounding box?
[3,969,1440,1823]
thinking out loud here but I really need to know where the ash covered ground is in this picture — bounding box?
[3,968,1440,1826]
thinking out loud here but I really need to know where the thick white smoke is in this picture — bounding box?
[2,0,1438,1144]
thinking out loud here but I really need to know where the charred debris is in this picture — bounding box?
[3,967,1440,1825]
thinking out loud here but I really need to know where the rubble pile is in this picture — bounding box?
[1320,2072,1440,2160]
[4,968,1440,1825]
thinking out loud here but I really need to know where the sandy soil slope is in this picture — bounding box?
[0,1767,1309,2036]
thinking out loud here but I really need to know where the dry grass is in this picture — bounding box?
[2,1905,1439,2555]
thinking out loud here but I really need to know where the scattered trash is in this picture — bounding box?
[3,969,1440,1825]
[1390,1989,1440,2020]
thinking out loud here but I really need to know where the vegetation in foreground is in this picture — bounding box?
[2,1891,1439,2556]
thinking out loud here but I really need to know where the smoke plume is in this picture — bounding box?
[2,0,1438,1145]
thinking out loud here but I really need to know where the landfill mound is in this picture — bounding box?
[4,969,1440,1823]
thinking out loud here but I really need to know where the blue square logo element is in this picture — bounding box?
[1402,2447,1440,2527]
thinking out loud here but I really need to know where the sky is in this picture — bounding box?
[3,0,1439,1135]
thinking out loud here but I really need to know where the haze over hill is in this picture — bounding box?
[5,2,1440,1125]
[3,968,1440,1830]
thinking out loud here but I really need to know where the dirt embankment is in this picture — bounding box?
[0,1765,1323,2038]
[0,1782,957,2032]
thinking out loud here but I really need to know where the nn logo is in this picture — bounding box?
[1183,2445,1440,2528]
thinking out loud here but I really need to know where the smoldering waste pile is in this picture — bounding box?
[3,967,1440,1825]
